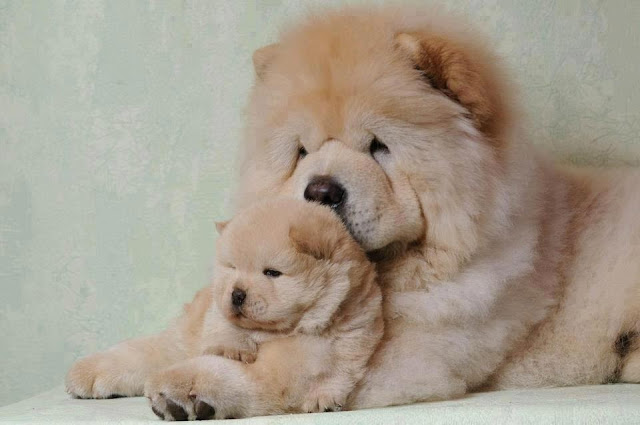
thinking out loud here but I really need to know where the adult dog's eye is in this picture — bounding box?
[263,268,282,278]
[369,137,389,156]
[298,146,308,159]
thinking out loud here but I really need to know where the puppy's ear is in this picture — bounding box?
[395,32,507,139]
[289,212,364,263]
[252,43,279,79]
[215,221,229,235]
[289,224,335,261]
[289,209,356,261]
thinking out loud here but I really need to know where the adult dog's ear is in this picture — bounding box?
[215,221,229,235]
[395,32,507,140]
[252,43,279,79]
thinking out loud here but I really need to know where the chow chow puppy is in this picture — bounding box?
[67,199,383,419]
[67,4,640,417]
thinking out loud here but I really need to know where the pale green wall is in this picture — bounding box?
[1,0,640,407]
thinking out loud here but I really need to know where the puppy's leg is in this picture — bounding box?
[301,336,381,413]
[203,344,258,364]
[65,331,186,399]
[201,327,258,364]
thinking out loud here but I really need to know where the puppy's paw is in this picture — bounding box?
[223,347,257,364]
[302,389,345,413]
[204,345,257,364]
[65,353,142,399]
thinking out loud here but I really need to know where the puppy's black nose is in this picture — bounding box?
[231,288,246,307]
[304,176,345,208]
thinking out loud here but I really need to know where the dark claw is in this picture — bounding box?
[166,399,188,421]
[106,394,125,399]
[195,400,216,420]
[151,406,165,420]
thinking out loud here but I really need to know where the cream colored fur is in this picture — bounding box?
[237,5,640,408]
[67,5,640,419]
[67,200,383,420]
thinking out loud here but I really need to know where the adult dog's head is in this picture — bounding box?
[236,7,516,280]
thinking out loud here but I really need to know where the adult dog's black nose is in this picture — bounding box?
[304,176,345,207]
[231,288,246,307]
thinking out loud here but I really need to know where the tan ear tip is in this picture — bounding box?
[394,33,421,58]
[252,43,279,78]
[215,221,229,235]
[251,48,266,68]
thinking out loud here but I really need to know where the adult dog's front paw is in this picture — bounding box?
[301,388,345,413]
[144,358,248,421]
[65,353,142,399]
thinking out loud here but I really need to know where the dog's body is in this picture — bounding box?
[349,165,640,407]
[237,7,640,408]
[67,6,640,419]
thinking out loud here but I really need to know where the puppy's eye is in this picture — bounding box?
[263,268,282,278]
[298,146,308,159]
[369,137,389,157]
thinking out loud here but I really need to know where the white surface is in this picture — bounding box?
[0,385,638,424]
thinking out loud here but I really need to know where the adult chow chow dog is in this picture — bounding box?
[67,5,640,417]
[237,6,640,406]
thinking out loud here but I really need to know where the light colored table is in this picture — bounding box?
[0,384,638,424]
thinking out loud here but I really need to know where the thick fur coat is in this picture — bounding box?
[66,6,640,419]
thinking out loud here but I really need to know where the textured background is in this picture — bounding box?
[2,0,640,407]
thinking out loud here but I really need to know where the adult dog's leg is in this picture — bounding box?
[144,355,278,420]
[66,286,213,399]
[145,337,355,420]
[65,331,187,399]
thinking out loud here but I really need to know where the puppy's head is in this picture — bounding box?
[213,199,369,333]
[237,7,515,280]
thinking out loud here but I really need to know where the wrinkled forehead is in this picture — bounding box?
[253,49,451,147]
